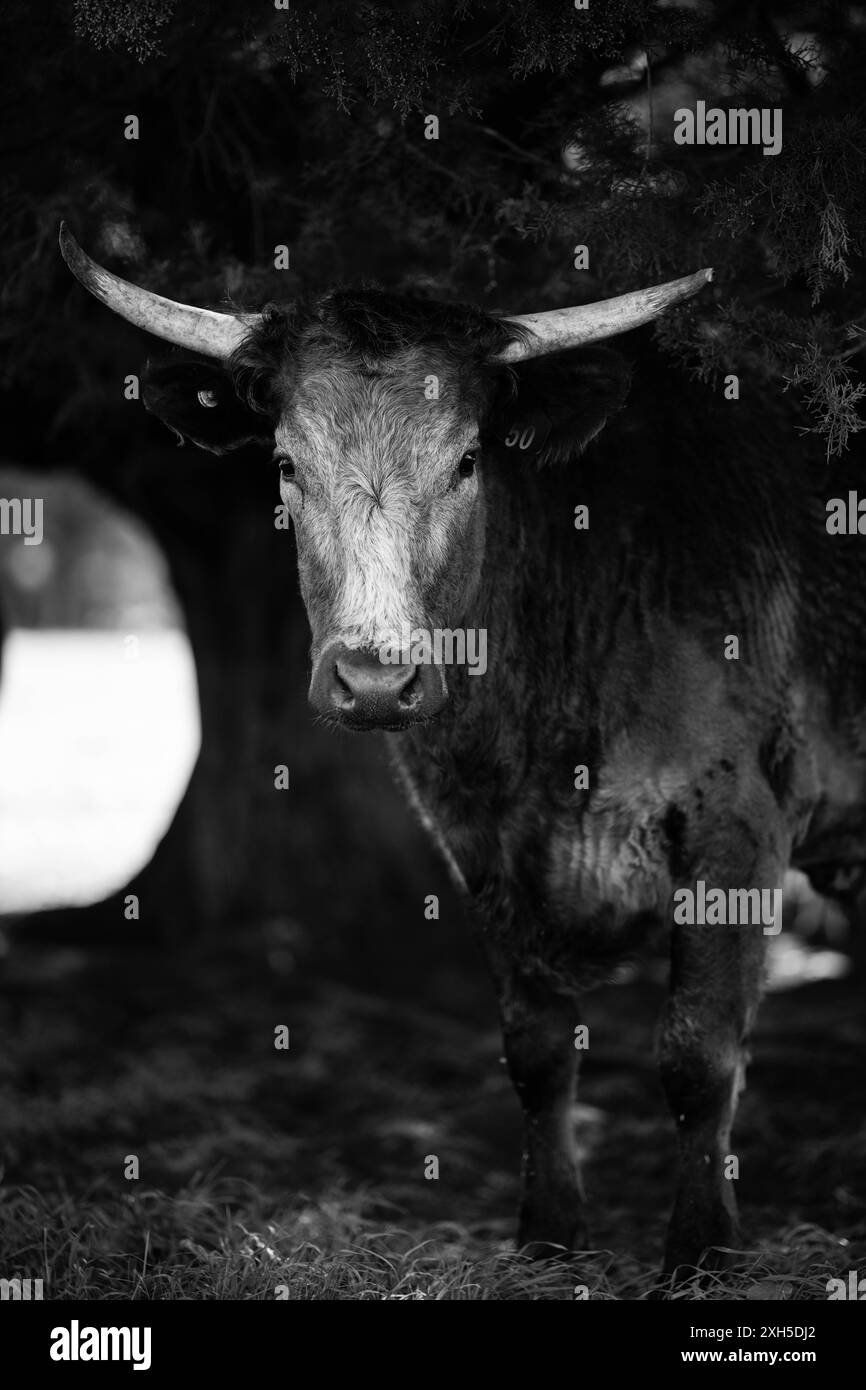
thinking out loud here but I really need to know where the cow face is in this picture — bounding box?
[61,229,707,731]
[273,344,493,731]
[143,294,629,731]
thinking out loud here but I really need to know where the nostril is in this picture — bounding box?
[397,667,421,707]
[332,662,356,708]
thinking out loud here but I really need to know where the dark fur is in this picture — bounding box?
[141,285,866,1276]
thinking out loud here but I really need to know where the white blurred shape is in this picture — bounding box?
[766,936,850,992]
[0,629,199,912]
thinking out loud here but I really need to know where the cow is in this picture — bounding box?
[59,223,865,1277]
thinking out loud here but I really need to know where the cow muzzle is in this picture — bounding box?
[309,643,447,730]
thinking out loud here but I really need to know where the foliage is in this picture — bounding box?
[1,0,865,455]
[73,0,178,62]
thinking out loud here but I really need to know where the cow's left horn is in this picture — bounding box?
[59,223,258,361]
[497,267,713,362]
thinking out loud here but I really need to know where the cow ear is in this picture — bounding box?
[142,358,272,454]
[487,348,630,466]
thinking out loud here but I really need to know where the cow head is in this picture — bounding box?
[60,224,711,731]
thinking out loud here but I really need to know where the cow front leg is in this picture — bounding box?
[495,968,587,1253]
[657,912,768,1277]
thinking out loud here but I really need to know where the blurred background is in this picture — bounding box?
[0,0,864,1297]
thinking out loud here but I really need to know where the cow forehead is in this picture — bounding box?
[276,349,482,464]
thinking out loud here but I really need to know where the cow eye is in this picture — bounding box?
[457,450,477,478]
[277,456,296,482]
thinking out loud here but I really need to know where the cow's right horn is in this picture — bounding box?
[59,223,258,361]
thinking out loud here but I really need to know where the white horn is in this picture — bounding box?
[59,223,258,361]
[497,267,713,362]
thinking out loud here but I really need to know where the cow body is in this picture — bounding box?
[164,303,866,1273]
[60,230,865,1275]
[386,375,866,1269]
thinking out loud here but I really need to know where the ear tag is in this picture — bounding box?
[197,389,218,408]
[497,407,551,456]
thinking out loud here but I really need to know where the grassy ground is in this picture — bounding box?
[1,923,863,1300]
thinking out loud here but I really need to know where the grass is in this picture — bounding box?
[0,1183,852,1301]
[1,922,864,1300]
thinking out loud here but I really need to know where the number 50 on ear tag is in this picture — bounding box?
[498,408,551,456]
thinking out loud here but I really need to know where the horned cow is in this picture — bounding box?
[60,224,866,1276]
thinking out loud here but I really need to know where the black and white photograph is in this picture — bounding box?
[1,0,865,1353]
